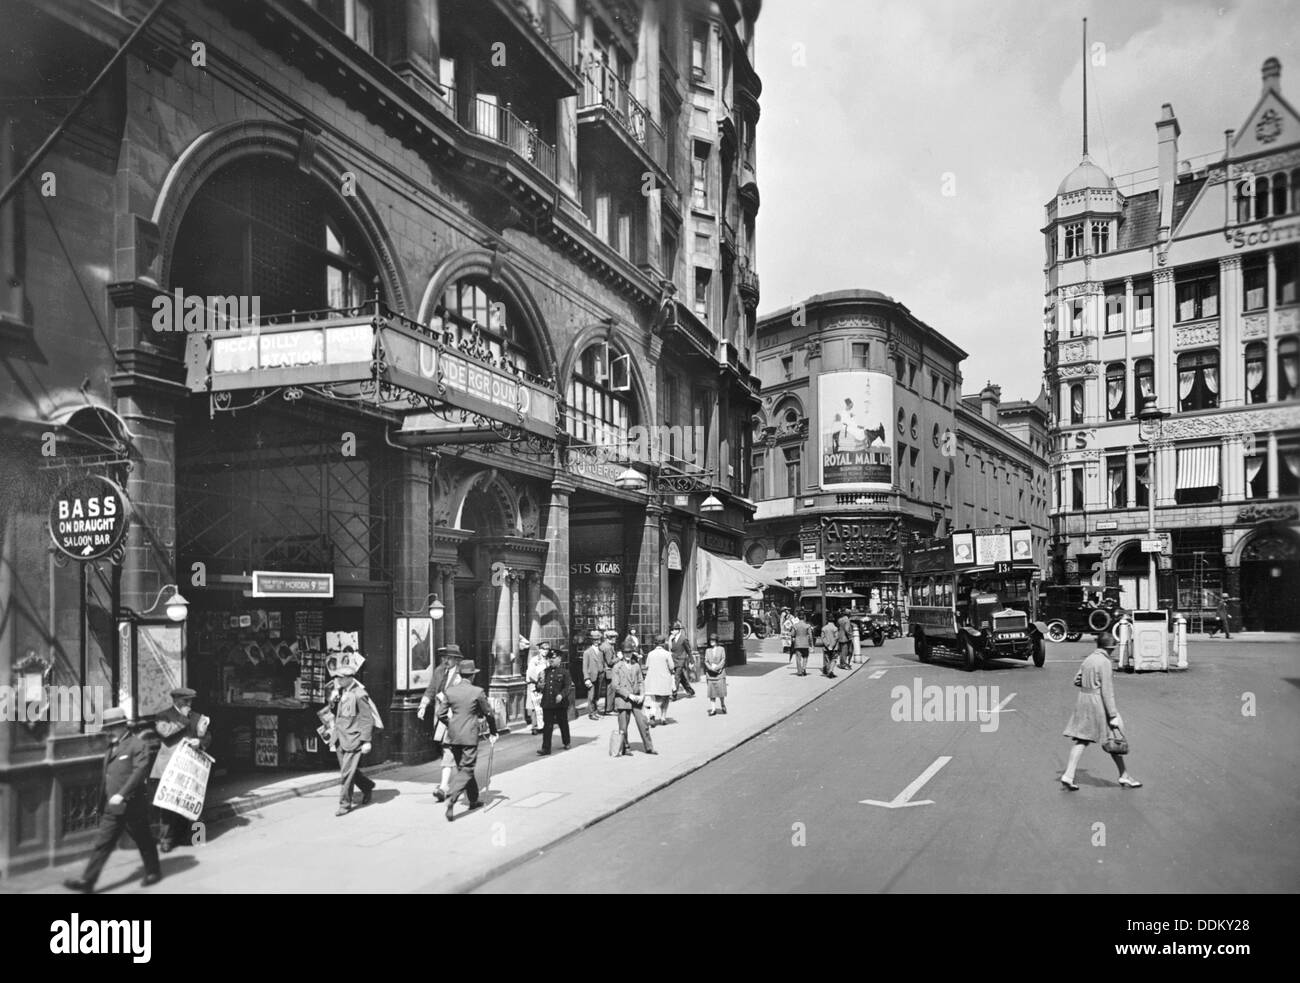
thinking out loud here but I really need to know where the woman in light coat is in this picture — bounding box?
[1060,631,1141,790]
[643,633,676,725]
[703,634,728,716]
[524,640,548,734]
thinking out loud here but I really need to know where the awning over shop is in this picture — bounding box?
[1176,445,1219,490]
[696,549,765,603]
[748,558,795,591]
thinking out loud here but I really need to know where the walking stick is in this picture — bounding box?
[483,739,496,793]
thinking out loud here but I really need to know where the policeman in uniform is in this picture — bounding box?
[537,647,573,755]
[64,707,163,892]
[151,686,212,852]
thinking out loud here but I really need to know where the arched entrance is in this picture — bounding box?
[1239,529,1300,631]
[1114,544,1149,610]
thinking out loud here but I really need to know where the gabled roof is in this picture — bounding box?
[1230,62,1300,158]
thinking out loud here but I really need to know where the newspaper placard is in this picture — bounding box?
[255,714,279,767]
[152,742,215,822]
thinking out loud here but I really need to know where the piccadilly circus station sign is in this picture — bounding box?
[183,307,559,440]
[48,475,131,561]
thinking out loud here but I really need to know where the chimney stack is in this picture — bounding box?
[1156,103,1180,240]
[1262,57,1281,94]
[980,382,1001,423]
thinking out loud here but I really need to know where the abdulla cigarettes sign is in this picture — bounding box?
[48,476,130,561]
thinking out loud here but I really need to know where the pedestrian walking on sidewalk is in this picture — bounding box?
[417,645,464,802]
[151,686,211,852]
[836,609,853,670]
[790,613,811,676]
[537,648,573,754]
[703,634,728,716]
[819,620,839,678]
[330,663,384,816]
[64,707,162,893]
[1059,632,1142,791]
[669,621,696,698]
[612,649,656,755]
[524,639,547,734]
[600,630,620,714]
[644,633,675,725]
[444,659,499,819]
[780,608,795,660]
[583,630,605,720]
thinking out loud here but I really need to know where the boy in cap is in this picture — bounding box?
[442,659,499,820]
[151,686,212,852]
[65,707,163,892]
[330,659,384,816]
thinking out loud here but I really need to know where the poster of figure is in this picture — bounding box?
[1011,527,1033,560]
[394,617,434,691]
[819,371,894,489]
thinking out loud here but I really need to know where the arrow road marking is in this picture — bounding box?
[860,756,952,809]
[980,692,1017,720]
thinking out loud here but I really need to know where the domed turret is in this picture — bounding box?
[1057,154,1116,196]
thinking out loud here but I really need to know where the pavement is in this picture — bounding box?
[471,634,1300,893]
[1,637,868,894]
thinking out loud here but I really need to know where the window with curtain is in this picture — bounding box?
[1245,342,1268,404]
[1064,223,1083,259]
[1133,278,1154,329]
[1243,257,1268,311]
[1277,248,1299,306]
[1107,456,1126,509]
[1069,383,1084,424]
[1105,285,1124,333]
[1176,268,1219,322]
[567,345,633,450]
[1245,448,1267,499]
[783,446,801,498]
[1135,358,1155,411]
[1280,338,1299,400]
[1177,349,1219,411]
[1135,453,1150,507]
[1106,362,1126,420]
[1281,442,1300,496]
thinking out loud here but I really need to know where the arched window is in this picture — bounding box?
[778,539,800,559]
[567,345,634,449]
[1106,362,1126,420]
[1245,342,1267,404]
[1274,171,1290,217]
[1064,222,1083,259]
[1237,179,1253,224]
[746,542,768,566]
[1255,175,1271,221]
[433,278,535,374]
[1280,338,1299,401]
[1069,383,1084,424]
[1091,221,1109,255]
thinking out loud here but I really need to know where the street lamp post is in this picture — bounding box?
[1137,396,1168,609]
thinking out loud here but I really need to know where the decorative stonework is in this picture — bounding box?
[1219,255,1242,272]
[804,339,821,359]
[1277,307,1299,336]
[1057,282,1101,300]
[1160,407,1300,440]
[1256,108,1284,144]
[1058,339,1092,364]
[1242,313,1268,340]
[1238,503,1298,524]
[1057,363,1097,379]
[1153,268,1175,284]
[1174,322,1220,349]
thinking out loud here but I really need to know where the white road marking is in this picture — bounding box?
[869,670,886,679]
[860,756,952,809]
[979,692,1018,719]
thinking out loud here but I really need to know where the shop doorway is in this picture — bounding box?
[1240,530,1300,631]
[1115,545,1149,610]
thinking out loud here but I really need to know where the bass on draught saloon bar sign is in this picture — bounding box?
[183,312,559,439]
[48,476,130,561]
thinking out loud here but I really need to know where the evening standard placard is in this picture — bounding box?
[819,371,894,489]
[152,743,214,822]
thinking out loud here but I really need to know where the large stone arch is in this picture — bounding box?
[441,468,523,537]
[416,248,558,378]
[1231,522,1300,566]
[151,118,409,311]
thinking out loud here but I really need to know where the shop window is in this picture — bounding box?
[1105,284,1124,333]
[1133,278,1154,330]
[1245,343,1268,404]
[1091,221,1110,255]
[1280,338,1299,400]
[1176,267,1219,322]
[567,345,634,450]
[1107,456,1126,509]
[1069,383,1084,424]
[1278,248,1299,306]
[1064,222,1083,259]
[783,446,801,498]
[1243,257,1268,311]
[1177,349,1219,411]
[1104,362,1125,420]
[1135,358,1155,411]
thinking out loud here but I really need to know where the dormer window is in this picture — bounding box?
[1064,223,1084,259]
[1091,221,1110,255]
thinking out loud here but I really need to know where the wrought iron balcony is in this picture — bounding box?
[438,87,558,184]
[578,63,666,171]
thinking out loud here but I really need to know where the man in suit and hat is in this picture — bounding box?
[418,645,463,801]
[599,629,620,715]
[151,686,212,853]
[443,658,499,820]
[330,658,384,816]
[64,707,163,892]
[582,629,604,720]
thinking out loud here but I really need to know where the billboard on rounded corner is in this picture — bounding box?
[819,371,894,490]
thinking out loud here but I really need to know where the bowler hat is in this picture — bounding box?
[437,644,462,660]
[457,658,480,677]
[604,630,618,639]
[170,687,197,699]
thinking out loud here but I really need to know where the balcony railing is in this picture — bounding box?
[543,1,581,70]
[439,87,557,184]
[579,64,666,170]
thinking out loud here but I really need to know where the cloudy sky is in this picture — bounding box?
[755,0,1300,401]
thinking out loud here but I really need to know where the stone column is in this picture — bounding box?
[386,451,431,764]
[1267,250,1278,403]
[1222,435,1244,503]
[1267,432,1279,499]
[540,478,573,651]
[1124,277,1134,334]
[1153,269,1176,414]
[1156,440,1177,508]
[1126,447,1137,509]
[1220,256,1242,407]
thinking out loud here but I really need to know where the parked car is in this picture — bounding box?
[1040,585,1123,642]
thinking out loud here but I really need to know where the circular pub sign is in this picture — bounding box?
[48,476,130,561]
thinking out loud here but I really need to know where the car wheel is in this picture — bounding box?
[914,632,930,662]
[962,634,979,672]
[1088,608,1113,632]
[1066,632,1082,642]
[742,623,753,639]
[872,631,883,647]
[1046,620,1068,643]
[1032,637,1045,667]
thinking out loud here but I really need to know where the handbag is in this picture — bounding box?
[1102,726,1129,755]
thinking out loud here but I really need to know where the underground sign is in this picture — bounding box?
[48,476,130,561]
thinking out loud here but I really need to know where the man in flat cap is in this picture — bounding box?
[582,629,604,720]
[65,707,162,892]
[442,658,498,820]
[151,686,212,853]
[330,658,384,816]
[418,644,464,801]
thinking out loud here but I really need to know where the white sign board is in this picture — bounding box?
[152,743,214,822]
[1140,539,1164,553]
[788,560,826,579]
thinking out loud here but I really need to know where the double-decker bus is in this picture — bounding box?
[902,527,1045,671]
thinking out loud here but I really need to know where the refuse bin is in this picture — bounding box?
[1128,610,1170,672]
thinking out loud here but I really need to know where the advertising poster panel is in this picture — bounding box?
[819,371,893,489]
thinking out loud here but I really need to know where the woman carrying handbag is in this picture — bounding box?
[1060,630,1142,791]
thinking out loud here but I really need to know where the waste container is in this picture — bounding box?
[1128,610,1170,672]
